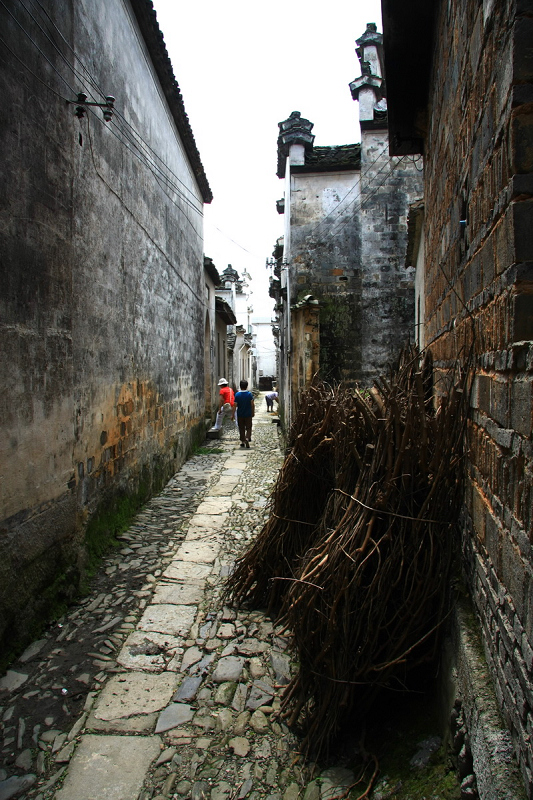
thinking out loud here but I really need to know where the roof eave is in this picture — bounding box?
[129,0,213,203]
[381,0,438,156]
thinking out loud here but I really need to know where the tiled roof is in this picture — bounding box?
[130,0,212,203]
[204,257,220,285]
[295,143,361,173]
[215,297,237,325]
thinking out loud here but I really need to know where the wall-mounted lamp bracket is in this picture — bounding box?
[68,92,115,121]
[265,258,289,270]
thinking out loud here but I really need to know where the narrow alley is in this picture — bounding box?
[0,398,362,800]
[1,0,532,797]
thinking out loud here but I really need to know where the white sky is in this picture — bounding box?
[151,0,383,316]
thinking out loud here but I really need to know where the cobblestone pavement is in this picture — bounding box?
[0,397,363,800]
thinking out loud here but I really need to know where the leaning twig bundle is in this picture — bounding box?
[226,383,375,612]
[225,347,472,758]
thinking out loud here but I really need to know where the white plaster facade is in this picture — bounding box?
[252,318,277,379]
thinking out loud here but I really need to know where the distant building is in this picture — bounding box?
[204,257,236,422]
[252,316,277,390]
[215,265,254,390]
[272,24,423,423]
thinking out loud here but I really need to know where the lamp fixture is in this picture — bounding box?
[68,92,115,121]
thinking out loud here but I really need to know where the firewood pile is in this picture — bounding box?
[225,347,471,758]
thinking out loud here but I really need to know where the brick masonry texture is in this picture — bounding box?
[421,0,533,792]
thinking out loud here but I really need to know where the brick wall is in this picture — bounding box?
[422,0,533,791]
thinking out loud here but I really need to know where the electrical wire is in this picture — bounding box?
[27,0,205,209]
[18,0,102,103]
[2,1,419,274]
[206,222,266,261]
[98,119,203,236]
[26,0,104,100]
[0,0,79,97]
[0,0,280,310]
[5,0,205,220]
[85,111,205,306]
[21,0,410,259]
[111,119,203,215]
[2,1,206,228]
[302,142,390,236]
[324,156,409,240]
[0,32,66,101]
[2,0,211,307]
[307,152,407,243]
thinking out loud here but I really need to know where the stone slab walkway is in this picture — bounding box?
[0,397,366,800]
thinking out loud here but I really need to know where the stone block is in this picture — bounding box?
[495,211,514,276]
[485,512,501,574]
[512,292,533,343]
[212,656,244,683]
[86,711,158,733]
[93,671,176,721]
[501,537,527,620]
[470,483,487,544]
[152,582,204,605]
[513,16,533,80]
[493,427,513,450]
[175,541,220,564]
[155,703,194,733]
[513,115,533,176]
[162,561,212,583]
[195,498,233,514]
[514,200,533,263]
[490,376,510,428]
[54,734,161,800]
[207,427,223,440]
[472,374,491,413]
[481,238,496,286]
[138,604,197,637]
[521,632,533,671]
[116,630,182,672]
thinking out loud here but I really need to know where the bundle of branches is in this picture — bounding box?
[225,382,376,612]
[225,347,472,758]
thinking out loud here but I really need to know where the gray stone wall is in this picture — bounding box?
[420,0,533,792]
[288,169,363,385]
[358,130,421,384]
[0,0,207,658]
[288,147,421,387]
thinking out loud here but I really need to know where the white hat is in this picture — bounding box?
[218,378,228,385]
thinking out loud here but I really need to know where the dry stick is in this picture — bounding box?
[229,364,467,757]
[270,576,324,590]
[334,488,452,525]
[353,755,380,800]
[272,514,316,526]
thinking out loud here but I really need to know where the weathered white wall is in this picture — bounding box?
[204,270,219,421]
[290,171,360,228]
[287,167,362,390]
[252,319,277,378]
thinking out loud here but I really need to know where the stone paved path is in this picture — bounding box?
[0,397,361,800]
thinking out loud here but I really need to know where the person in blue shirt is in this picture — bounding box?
[265,391,278,412]
[234,380,255,448]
